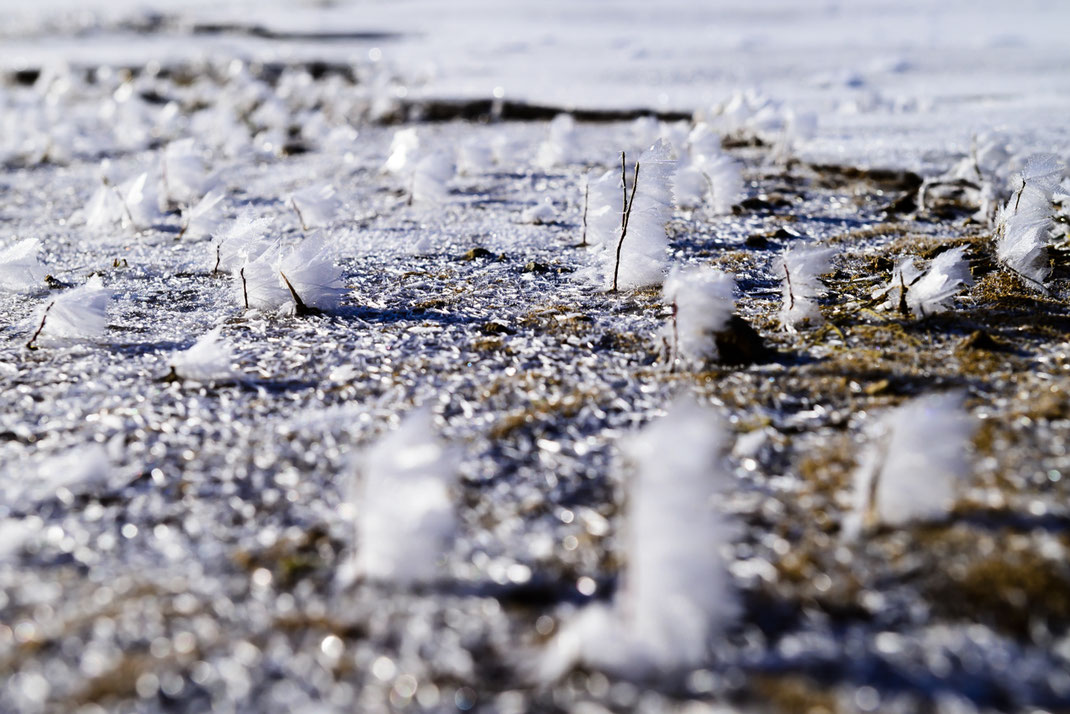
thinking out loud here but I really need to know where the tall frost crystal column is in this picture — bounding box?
[602,140,677,290]
[539,400,738,680]
[348,411,459,586]
[996,153,1063,289]
[844,392,975,539]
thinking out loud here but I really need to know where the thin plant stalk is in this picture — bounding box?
[612,162,641,293]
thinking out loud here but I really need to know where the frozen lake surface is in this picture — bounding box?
[2,1,1070,712]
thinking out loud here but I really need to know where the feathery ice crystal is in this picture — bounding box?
[213,213,274,273]
[582,167,623,249]
[535,114,581,169]
[10,444,112,504]
[844,392,974,539]
[662,266,736,365]
[180,190,226,239]
[346,410,459,585]
[597,140,677,291]
[0,238,47,293]
[995,153,1063,290]
[409,152,455,205]
[290,184,342,230]
[168,327,240,383]
[881,246,972,317]
[675,123,743,214]
[774,245,835,330]
[162,138,211,206]
[27,275,112,348]
[236,234,346,313]
[521,197,556,225]
[539,400,738,680]
[383,128,420,175]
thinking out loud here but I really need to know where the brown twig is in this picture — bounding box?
[240,267,249,309]
[611,161,641,292]
[26,301,55,350]
[279,271,313,316]
[580,177,589,247]
[291,197,309,231]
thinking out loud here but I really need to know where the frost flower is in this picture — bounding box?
[882,246,972,317]
[662,266,735,365]
[26,275,111,349]
[213,213,274,273]
[162,138,211,206]
[600,140,677,291]
[844,392,974,538]
[168,327,239,382]
[409,152,455,205]
[0,238,47,293]
[774,245,835,330]
[535,114,581,169]
[539,400,738,680]
[996,153,1063,290]
[180,190,225,239]
[290,184,341,230]
[348,410,459,585]
[236,234,346,313]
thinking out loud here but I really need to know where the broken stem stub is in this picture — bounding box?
[611,161,641,293]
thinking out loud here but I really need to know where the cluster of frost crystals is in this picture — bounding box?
[844,392,974,539]
[0,238,47,293]
[881,246,972,317]
[996,154,1064,290]
[535,114,581,168]
[539,400,739,681]
[290,184,342,230]
[168,327,239,383]
[342,410,459,586]
[596,139,677,290]
[675,123,744,214]
[236,234,346,312]
[383,127,420,175]
[30,275,112,346]
[662,266,736,364]
[774,245,835,330]
[162,138,212,206]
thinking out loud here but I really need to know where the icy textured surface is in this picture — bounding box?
[3,2,1070,713]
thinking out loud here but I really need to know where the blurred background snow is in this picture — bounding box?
[3,0,1069,167]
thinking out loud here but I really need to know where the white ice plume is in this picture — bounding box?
[996,153,1063,289]
[348,410,459,585]
[213,213,274,273]
[535,114,581,169]
[27,275,111,347]
[844,393,974,538]
[409,152,455,205]
[168,327,240,382]
[162,138,211,205]
[0,238,47,293]
[774,245,835,330]
[521,197,556,225]
[539,400,738,681]
[10,445,112,504]
[180,190,225,239]
[597,139,676,290]
[881,246,972,317]
[675,154,743,214]
[662,266,736,364]
[290,184,342,230]
[383,127,419,175]
[583,167,623,249]
[236,234,346,312]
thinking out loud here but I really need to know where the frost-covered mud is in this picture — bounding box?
[4,4,1070,714]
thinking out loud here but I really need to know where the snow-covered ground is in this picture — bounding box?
[3,2,1070,712]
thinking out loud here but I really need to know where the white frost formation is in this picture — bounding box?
[236,234,345,312]
[844,392,974,539]
[213,213,274,273]
[29,275,111,346]
[662,266,736,364]
[350,410,459,585]
[162,138,211,206]
[180,190,225,239]
[675,123,743,214]
[774,245,835,330]
[882,246,972,317]
[583,167,623,249]
[409,152,455,205]
[539,400,738,680]
[383,127,420,175]
[290,184,341,230]
[599,139,676,290]
[0,238,47,293]
[535,114,581,168]
[169,327,240,382]
[995,153,1063,290]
